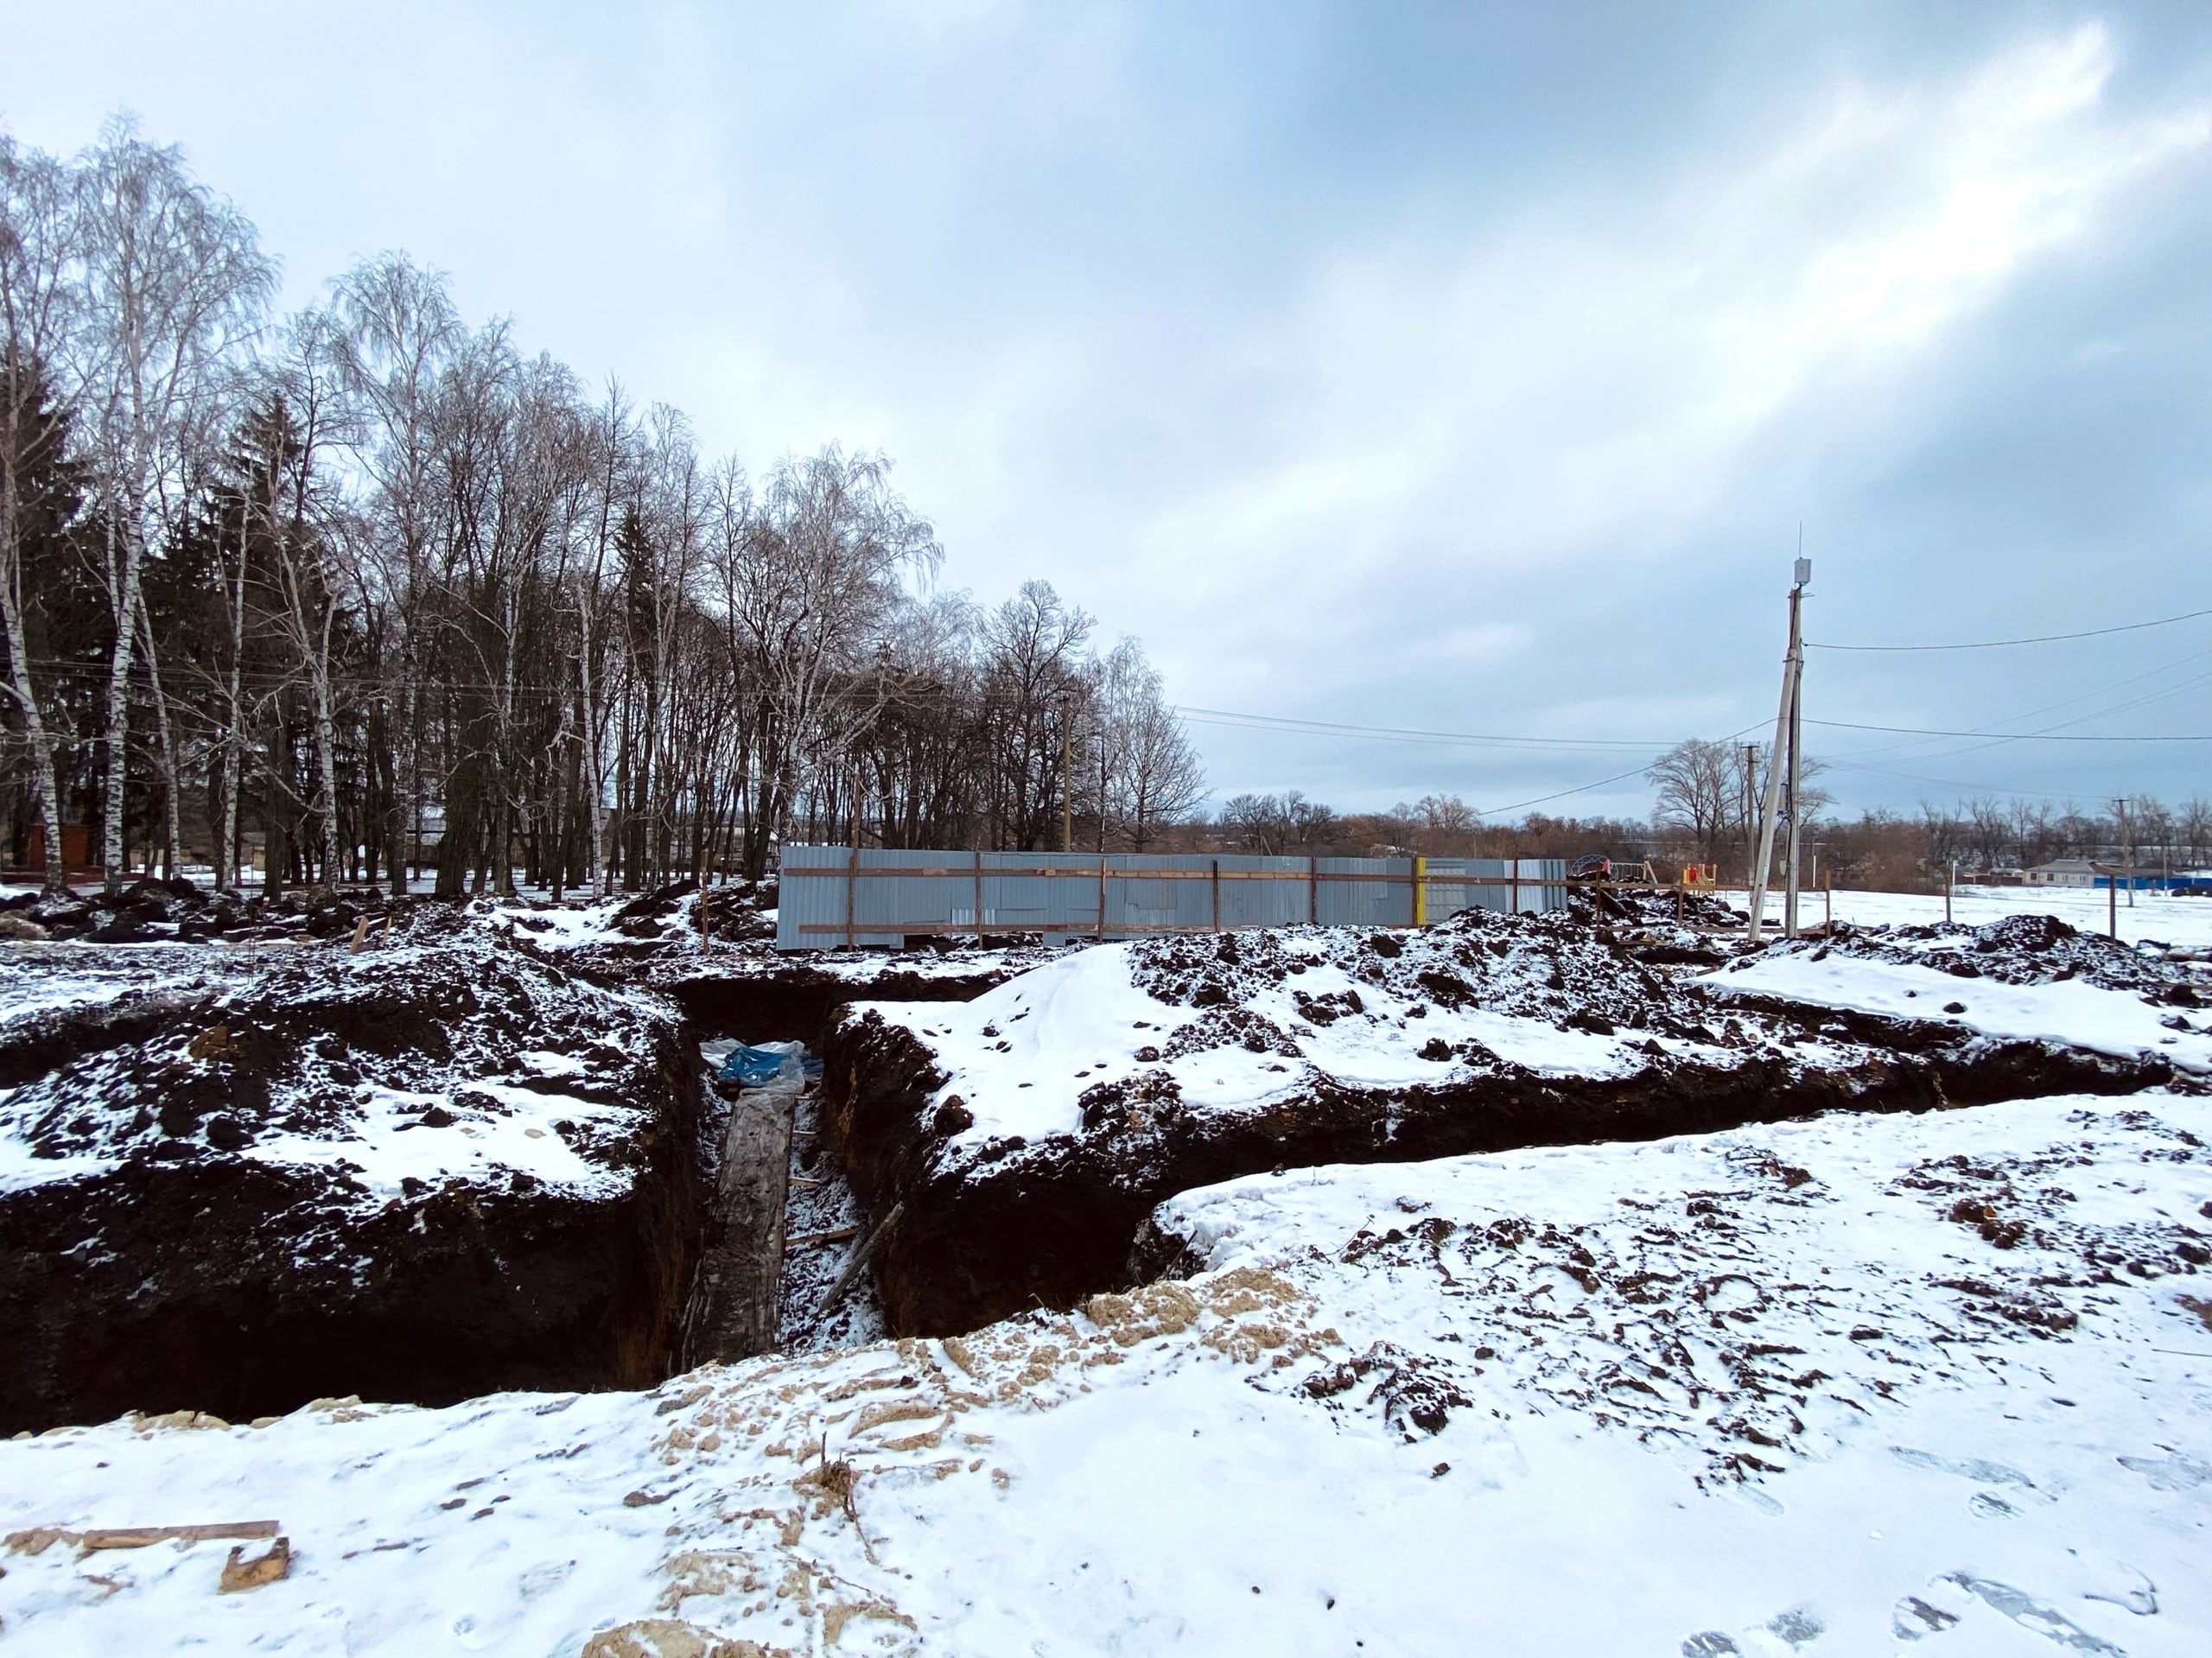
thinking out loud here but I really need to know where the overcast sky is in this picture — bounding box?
[7,2,2210,823]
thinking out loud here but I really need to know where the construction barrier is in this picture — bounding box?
[773,848,1569,950]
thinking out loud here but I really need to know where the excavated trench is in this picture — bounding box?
[6,904,2196,1431]
[0,932,1041,1435]
[824,1020,2171,1338]
[657,962,1021,1049]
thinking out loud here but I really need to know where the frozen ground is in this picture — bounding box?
[1709,916,2212,1079]
[1761,886,2212,952]
[3,1090,2205,1655]
[855,907,2182,1156]
[0,923,682,1205]
[872,921,1704,1147]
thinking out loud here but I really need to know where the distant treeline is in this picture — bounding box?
[1,122,1204,896]
[1208,756,2212,894]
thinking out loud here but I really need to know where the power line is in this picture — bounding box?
[1806,606,2212,652]
[1173,706,1681,752]
[1818,646,2212,764]
[1477,762,1678,817]
[1816,759,2090,803]
[1807,718,2212,743]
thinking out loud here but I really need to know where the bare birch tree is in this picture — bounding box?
[0,136,79,893]
[73,119,272,892]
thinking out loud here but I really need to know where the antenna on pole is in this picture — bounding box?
[1746,549,1811,945]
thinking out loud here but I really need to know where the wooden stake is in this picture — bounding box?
[818,1201,904,1317]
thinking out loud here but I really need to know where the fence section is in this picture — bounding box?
[774,847,1567,950]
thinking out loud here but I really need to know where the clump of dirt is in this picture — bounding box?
[1128,908,1679,1040]
[0,909,670,1171]
[11,878,416,945]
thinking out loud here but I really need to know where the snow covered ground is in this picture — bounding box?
[1764,885,2212,952]
[0,925,682,1204]
[1707,917,2212,1079]
[865,917,1856,1153]
[3,1090,2205,1655]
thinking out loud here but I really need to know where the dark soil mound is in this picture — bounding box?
[0,920,704,1434]
[822,908,2171,1338]
[1760,912,2207,1002]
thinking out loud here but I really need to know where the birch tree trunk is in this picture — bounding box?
[216,494,249,894]
[99,506,142,893]
[0,454,67,893]
[133,585,183,879]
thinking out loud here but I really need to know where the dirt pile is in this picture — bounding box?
[0,913,705,1434]
[1756,912,2208,1001]
[822,905,2184,1338]
[3,878,412,945]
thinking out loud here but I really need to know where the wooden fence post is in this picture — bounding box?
[1211,859,1221,932]
[844,845,858,949]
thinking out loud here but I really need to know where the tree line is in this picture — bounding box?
[1206,746,2212,896]
[1,121,1205,899]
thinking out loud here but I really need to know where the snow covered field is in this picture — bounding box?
[1764,885,2212,952]
[3,1090,2206,1655]
[1708,917,2212,1079]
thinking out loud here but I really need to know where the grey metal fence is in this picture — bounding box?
[774,847,1567,950]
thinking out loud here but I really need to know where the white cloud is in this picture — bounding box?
[1121,23,2204,621]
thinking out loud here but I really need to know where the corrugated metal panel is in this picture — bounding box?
[774,847,1566,950]
[1425,857,1568,919]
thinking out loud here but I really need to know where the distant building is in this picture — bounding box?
[2024,858,2096,887]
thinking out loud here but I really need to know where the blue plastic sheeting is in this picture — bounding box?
[717,1043,823,1088]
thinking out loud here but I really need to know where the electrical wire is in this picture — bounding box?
[1817,646,2212,764]
[1174,706,1703,753]
[1806,718,2212,742]
[1807,605,2212,652]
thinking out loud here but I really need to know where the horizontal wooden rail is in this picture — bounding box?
[785,866,1587,887]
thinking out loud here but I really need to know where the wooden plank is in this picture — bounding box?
[678,1075,798,1368]
[74,1521,282,1551]
[787,1226,861,1248]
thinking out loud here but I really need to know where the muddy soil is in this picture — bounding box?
[0,915,704,1434]
[821,909,2180,1338]
[3,876,412,946]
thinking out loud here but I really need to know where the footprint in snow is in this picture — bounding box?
[1680,1608,1823,1655]
[1936,1573,2127,1655]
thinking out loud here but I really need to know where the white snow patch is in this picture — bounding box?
[1713,950,2212,1073]
[3,1093,2208,1652]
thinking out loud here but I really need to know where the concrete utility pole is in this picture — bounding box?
[1746,554,1812,945]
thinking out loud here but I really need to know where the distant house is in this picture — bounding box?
[2025,858,2097,888]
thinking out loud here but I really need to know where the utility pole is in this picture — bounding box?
[1746,553,1812,945]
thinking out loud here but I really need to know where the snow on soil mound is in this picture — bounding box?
[1713,913,2212,1076]
[3,1093,2206,1654]
[880,910,1870,1148]
[0,911,682,1202]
